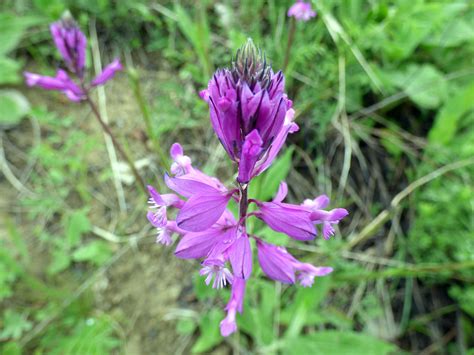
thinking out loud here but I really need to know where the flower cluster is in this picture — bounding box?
[24,12,122,101]
[288,1,317,22]
[147,39,347,337]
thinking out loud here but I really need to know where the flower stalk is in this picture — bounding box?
[238,182,249,229]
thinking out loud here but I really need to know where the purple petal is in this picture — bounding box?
[91,58,123,86]
[237,129,263,183]
[229,234,252,280]
[311,208,348,222]
[257,240,295,284]
[148,185,166,205]
[75,29,87,72]
[50,23,71,65]
[312,195,330,209]
[329,208,349,221]
[24,72,68,90]
[220,316,237,337]
[256,202,316,241]
[273,181,288,203]
[147,210,166,227]
[313,266,333,276]
[164,174,222,198]
[199,89,209,101]
[176,192,232,232]
[174,228,224,259]
[253,109,299,176]
[170,143,184,159]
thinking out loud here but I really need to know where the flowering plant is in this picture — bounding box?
[24,12,122,102]
[23,12,147,193]
[147,39,348,336]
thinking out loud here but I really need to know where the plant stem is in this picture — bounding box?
[238,182,249,229]
[283,18,296,72]
[84,91,147,195]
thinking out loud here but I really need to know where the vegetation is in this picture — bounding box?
[1,0,473,353]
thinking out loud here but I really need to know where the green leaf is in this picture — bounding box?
[237,280,277,346]
[0,57,22,85]
[283,331,397,355]
[386,64,447,109]
[0,310,33,341]
[284,277,332,338]
[48,317,121,354]
[249,147,294,201]
[65,210,91,247]
[176,318,197,335]
[0,14,44,55]
[428,83,474,145]
[72,241,112,266]
[191,309,224,353]
[47,247,71,275]
[0,90,30,126]
[0,341,22,355]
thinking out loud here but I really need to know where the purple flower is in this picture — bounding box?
[146,39,349,338]
[201,39,296,182]
[170,143,192,176]
[256,240,332,287]
[303,195,349,239]
[254,182,316,240]
[288,1,317,22]
[50,13,87,75]
[24,69,85,101]
[90,58,123,87]
[147,185,184,227]
[24,13,122,102]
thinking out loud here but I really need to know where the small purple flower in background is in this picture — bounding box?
[147,39,348,337]
[24,12,122,102]
[288,1,317,22]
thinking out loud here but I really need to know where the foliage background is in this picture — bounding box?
[0,0,473,354]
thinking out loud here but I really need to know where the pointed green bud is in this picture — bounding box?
[231,38,272,88]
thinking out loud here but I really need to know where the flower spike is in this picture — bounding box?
[146,39,348,337]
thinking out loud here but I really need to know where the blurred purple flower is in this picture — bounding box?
[24,13,122,102]
[288,1,317,22]
[50,13,87,75]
